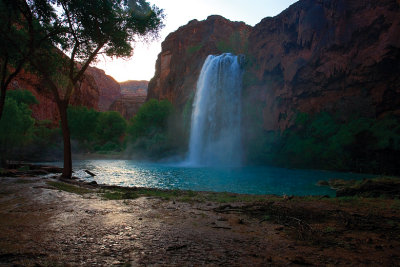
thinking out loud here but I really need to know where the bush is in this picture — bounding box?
[127,99,177,158]
[67,107,127,152]
[245,111,400,175]
[0,90,36,163]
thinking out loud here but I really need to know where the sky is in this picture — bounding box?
[94,0,298,82]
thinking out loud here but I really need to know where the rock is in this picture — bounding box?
[10,67,99,123]
[290,256,312,265]
[88,181,98,185]
[247,0,400,131]
[147,0,400,133]
[335,177,400,198]
[147,15,251,108]
[85,67,121,111]
[316,180,329,186]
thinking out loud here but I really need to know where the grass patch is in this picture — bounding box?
[323,226,337,233]
[100,187,185,201]
[99,187,271,203]
[199,192,268,203]
[47,181,92,195]
[17,166,30,172]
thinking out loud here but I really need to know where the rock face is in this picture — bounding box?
[247,0,400,131]
[9,69,99,122]
[148,15,251,108]
[85,67,121,111]
[119,80,148,96]
[109,80,148,119]
[147,0,400,132]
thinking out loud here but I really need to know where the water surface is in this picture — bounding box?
[46,160,373,196]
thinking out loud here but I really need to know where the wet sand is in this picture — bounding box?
[0,175,399,266]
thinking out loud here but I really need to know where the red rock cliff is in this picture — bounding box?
[9,69,99,122]
[247,0,400,131]
[109,80,148,119]
[147,15,251,108]
[147,0,400,132]
[85,66,121,111]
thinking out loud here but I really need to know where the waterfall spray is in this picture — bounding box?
[186,53,243,167]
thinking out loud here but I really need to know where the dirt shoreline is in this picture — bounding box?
[0,174,399,266]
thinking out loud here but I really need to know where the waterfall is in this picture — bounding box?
[186,53,243,167]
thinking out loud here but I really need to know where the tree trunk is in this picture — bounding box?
[58,100,72,179]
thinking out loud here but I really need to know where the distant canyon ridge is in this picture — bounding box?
[10,66,148,122]
[8,0,400,131]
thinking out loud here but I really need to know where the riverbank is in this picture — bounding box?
[0,173,399,266]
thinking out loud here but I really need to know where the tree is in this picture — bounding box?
[96,111,127,145]
[128,99,174,142]
[15,0,163,178]
[0,0,34,120]
[67,106,99,147]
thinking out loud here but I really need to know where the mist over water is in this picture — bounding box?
[186,53,244,167]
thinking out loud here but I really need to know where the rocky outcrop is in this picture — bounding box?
[148,15,251,108]
[109,80,148,119]
[9,69,99,122]
[147,0,400,132]
[120,80,148,96]
[246,0,400,131]
[85,67,121,111]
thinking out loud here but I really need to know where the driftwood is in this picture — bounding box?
[84,170,96,176]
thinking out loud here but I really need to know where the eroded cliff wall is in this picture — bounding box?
[147,15,251,108]
[147,0,400,132]
[109,80,148,119]
[9,69,99,122]
[247,0,400,131]
[85,67,121,111]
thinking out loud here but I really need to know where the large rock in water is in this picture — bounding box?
[148,15,251,108]
[247,0,400,131]
[147,0,400,131]
[109,80,148,120]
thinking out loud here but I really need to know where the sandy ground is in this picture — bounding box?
[0,175,399,266]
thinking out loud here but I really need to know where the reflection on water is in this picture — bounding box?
[45,160,373,196]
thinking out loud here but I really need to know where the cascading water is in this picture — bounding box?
[186,53,244,167]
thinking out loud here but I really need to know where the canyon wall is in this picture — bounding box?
[147,15,251,108]
[8,66,125,122]
[147,0,400,131]
[85,67,121,111]
[109,80,148,120]
[246,0,400,131]
[9,69,99,122]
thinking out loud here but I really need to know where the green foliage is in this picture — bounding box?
[96,111,127,145]
[68,107,127,152]
[47,181,92,195]
[216,31,248,55]
[127,99,177,158]
[0,91,36,162]
[6,90,39,105]
[68,106,99,145]
[186,44,202,56]
[128,99,173,141]
[245,111,400,174]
